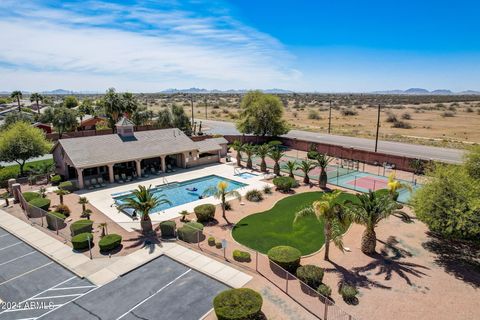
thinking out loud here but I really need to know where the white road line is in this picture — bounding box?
[30,293,83,300]
[0,276,77,315]
[0,262,54,286]
[116,269,192,320]
[0,233,11,238]
[0,252,36,266]
[50,285,96,291]
[0,242,22,251]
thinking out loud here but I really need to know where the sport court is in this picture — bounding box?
[0,228,228,320]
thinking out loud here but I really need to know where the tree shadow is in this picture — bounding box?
[353,236,430,286]
[422,232,480,288]
[124,228,163,254]
[324,260,392,291]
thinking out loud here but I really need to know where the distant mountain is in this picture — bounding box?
[372,88,480,95]
[42,89,73,95]
[460,90,480,95]
[404,88,430,94]
[159,88,293,94]
[431,89,453,95]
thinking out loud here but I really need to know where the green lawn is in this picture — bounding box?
[232,191,356,255]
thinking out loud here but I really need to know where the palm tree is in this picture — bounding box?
[242,144,256,169]
[203,181,241,224]
[11,91,22,112]
[231,140,244,167]
[269,148,285,176]
[54,188,70,205]
[315,153,332,189]
[297,160,316,184]
[295,190,350,261]
[347,191,408,254]
[387,173,412,200]
[78,197,89,213]
[98,222,108,237]
[118,185,171,233]
[30,93,43,115]
[282,160,297,178]
[255,144,271,172]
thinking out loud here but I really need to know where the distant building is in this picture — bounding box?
[77,115,107,131]
[33,122,52,134]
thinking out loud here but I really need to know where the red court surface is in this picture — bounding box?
[346,176,388,190]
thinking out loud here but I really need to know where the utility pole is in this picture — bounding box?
[328,99,332,134]
[190,94,195,129]
[204,96,208,120]
[375,104,381,152]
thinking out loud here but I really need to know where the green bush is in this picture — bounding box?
[194,204,216,222]
[159,220,176,238]
[224,202,232,211]
[23,191,40,202]
[272,176,297,192]
[55,204,71,217]
[50,175,62,185]
[215,241,222,249]
[0,166,18,188]
[233,250,251,263]
[177,221,204,243]
[307,150,319,160]
[317,284,332,297]
[70,219,94,236]
[71,232,93,250]
[99,234,122,251]
[59,181,75,192]
[296,265,324,288]
[263,185,272,194]
[245,189,263,202]
[339,283,359,303]
[213,288,263,320]
[208,236,216,246]
[267,245,301,274]
[28,197,50,211]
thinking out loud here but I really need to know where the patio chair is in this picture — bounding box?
[141,169,149,178]
[84,179,93,190]
[121,173,131,182]
[114,174,124,183]
[98,177,106,187]
[91,178,101,188]
[150,167,158,175]
[132,172,138,180]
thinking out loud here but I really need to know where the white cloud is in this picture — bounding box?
[0,1,300,91]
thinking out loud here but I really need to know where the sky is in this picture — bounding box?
[0,0,479,92]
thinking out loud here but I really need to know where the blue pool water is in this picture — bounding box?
[113,175,247,214]
[235,172,258,179]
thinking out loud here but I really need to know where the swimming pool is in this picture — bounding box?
[234,172,258,179]
[113,175,247,215]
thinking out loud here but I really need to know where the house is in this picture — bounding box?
[33,122,52,134]
[52,117,228,189]
[77,115,107,131]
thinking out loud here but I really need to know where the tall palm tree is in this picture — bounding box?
[203,181,241,224]
[282,160,297,178]
[103,88,124,132]
[315,153,332,189]
[387,173,412,200]
[347,191,408,254]
[242,144,256,169]
[231,140,244,167]
[54,188,70,205]
[255,144,271,172]
[11,91,22,112]
[295,190,350,261]
[118,185,171,233]
[78,196,89,213]
[269,148,285,176]
[122,92,138,116]
[297,160,316,184]
[30,93,43,115]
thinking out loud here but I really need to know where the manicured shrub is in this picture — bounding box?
[159,220,176,238]
[317,284,332,297]
[263,185,272,194]
[339,283,359,303]
[59,181,75,192]
[177,221,204,243]
[296,265,324,288]
[55,204,71,217]
[208,236,216,246]
[307,150,319,160]
[194,204,216,222]
[245,189,263,202]
[23,191,40,202]
[213,288,263,320]
[70,219,94,236]
[28,197,50,211]
[233,250,251,263]
[272,176,297,192]
[99,234,122,251]
[46,211,66,231]
[50,175,62,185]
[0,166,18,188]
[71,232,93,250]
[267,245,301,274]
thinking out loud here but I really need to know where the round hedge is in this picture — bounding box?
[23,192,40,202]
[296,265,324,288]
[70,219,94,236]
[59,181,75,192]
[177,221,204,243]
[233,250,251,263]
[28,197,51,211]
[50,175,62,185]
[99,234,122,251]
[317,284,332,297]
[272,176,297,192]
[213,288,263,320]
[267,245,302,274]
[159,220,176,238]
[71,232,93,250]
[194,204,215,222]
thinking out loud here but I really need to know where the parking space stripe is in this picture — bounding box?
[0,262,54,286]
[0,251,36,266]
[0,233,10,238]
[50,285,96,291]
[30,293,83,300]
[0,241,22,251]
[115,269,192,320]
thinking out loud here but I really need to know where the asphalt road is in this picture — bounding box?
[200,119,465,164]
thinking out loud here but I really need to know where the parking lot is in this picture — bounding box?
[0,228,228,319]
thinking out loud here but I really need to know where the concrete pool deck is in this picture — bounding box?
[81,163,272,232]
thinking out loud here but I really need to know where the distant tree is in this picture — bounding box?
[236,91,289,136]
[52,107,78,138]
[39,107,56,124]
[10,91,23,112]
[30,93,44,115]
[171,104,191,135]
[464,146,480,180]
[156,109,173,128]
[1,112,33,129]
[0,122,51,175]
[102,88,124,132]
[78,99,95,124]
[63,95,79,109]
[131,106,150,126]
[122,92,138,116]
